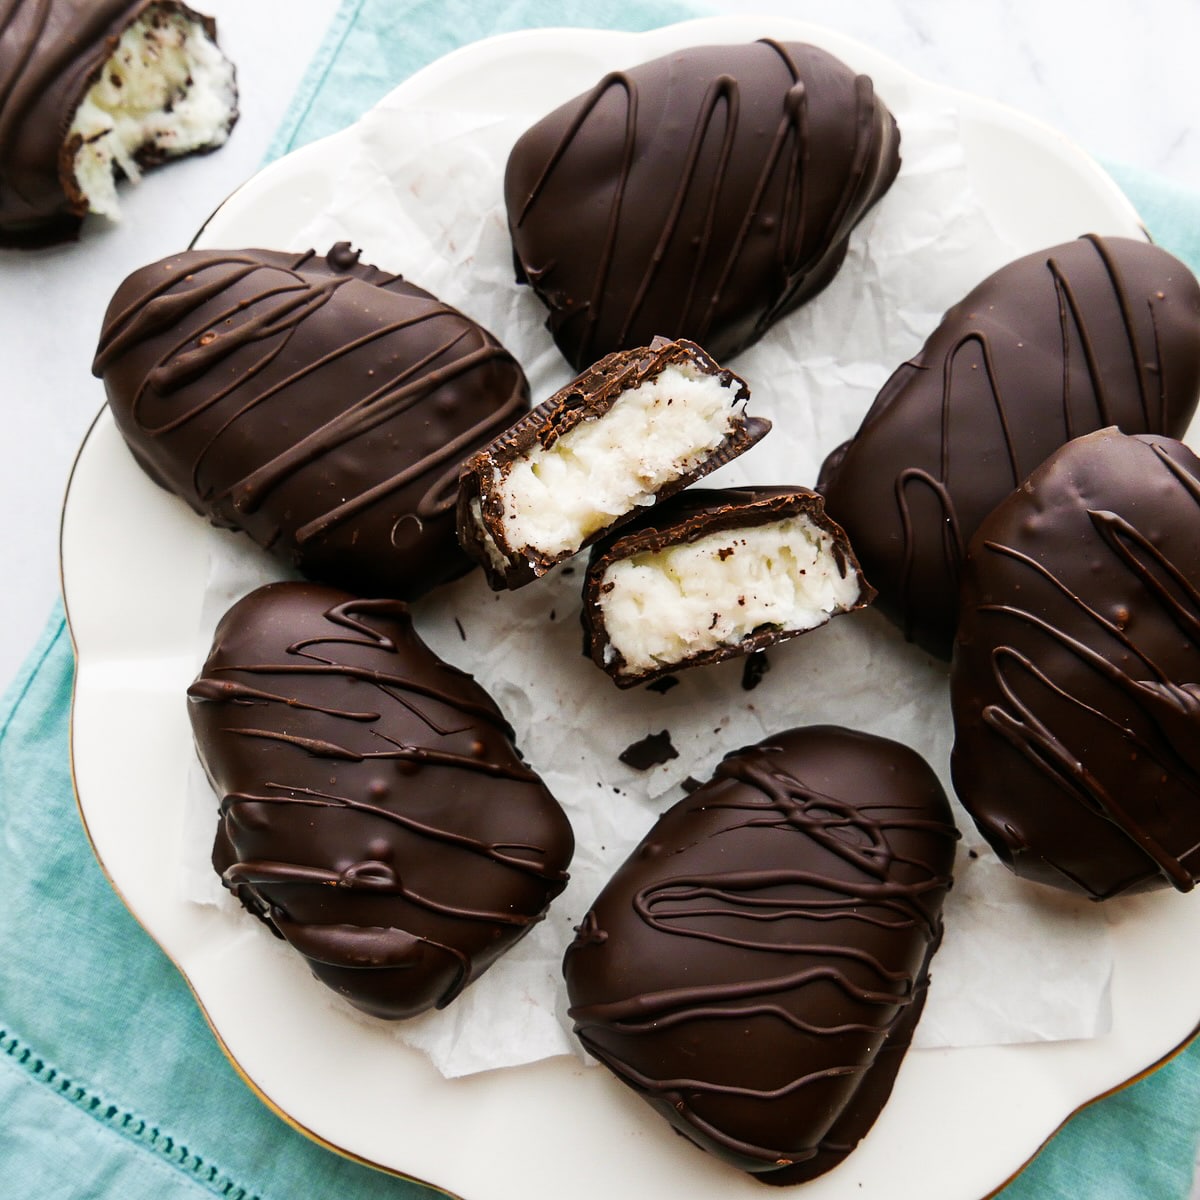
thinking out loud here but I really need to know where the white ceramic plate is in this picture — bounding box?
[63,17,1200,1200]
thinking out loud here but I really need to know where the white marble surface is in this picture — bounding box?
[3,0,1198,691]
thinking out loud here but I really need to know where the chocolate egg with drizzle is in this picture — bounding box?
[563,726,957,1185]
[951,428,1200,900]
[188,581,574,1019]
[95,243,530,599]
[505,40,901,370]
[818,235,1200,658]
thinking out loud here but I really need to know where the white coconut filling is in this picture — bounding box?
[496,365,745,559]
[68,6,236,219]
[598,516,863,674]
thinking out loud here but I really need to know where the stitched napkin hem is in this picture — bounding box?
[1,1027,261,1200]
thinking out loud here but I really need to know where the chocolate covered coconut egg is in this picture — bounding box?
[819,235,1200,658]
[581,485,874,688]
[188,581,575,1020]
[951,428,1200,900]
[95,243,530,600]
[505,40,902,369]
[564,726,957,1184]
[0,0,238,245]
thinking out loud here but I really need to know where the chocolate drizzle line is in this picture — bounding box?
[0,1,54,187]
[189,583,573,1019]
[564,727,956,1183]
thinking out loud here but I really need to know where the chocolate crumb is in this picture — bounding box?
[454,618,466,641]
[619,730,679,771]
[646,675,680,694]
[741,650,771,691]
[681,776,704,794]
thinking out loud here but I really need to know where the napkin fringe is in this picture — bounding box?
[1,1026,261,1200]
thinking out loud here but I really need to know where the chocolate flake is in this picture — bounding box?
[645,675,680,695]
[740,650,771,691]
[618,730,679,771]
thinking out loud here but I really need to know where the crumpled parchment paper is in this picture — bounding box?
[180,79,1115,1078]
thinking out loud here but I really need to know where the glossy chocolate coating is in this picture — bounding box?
[951,428,1200,900]
[564,726,957,1184]
[581,485,873,688]
[95,244,530,599]
[818,235,1200,658]
[0,0,229,245]
[188,581,574,1019]
[505,40,901,370]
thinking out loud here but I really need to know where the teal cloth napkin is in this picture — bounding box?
[7,2,1200,1197]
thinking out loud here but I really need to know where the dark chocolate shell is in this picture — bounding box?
[188,581,574,1020]
[505,40,901,370]
[564,726,957,1184]
[95,243,530,600]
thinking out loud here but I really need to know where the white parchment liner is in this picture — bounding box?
[180,86,1118,1077]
